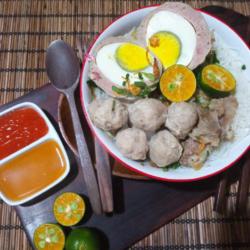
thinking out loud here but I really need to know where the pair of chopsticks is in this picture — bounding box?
[214,152,250,214]
[76,37,114,214]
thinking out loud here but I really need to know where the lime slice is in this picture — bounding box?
[199,64,236,98]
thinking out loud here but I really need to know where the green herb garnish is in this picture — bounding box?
[139,86,152,97]
[138,72,143,80]
[162,162,181,172]
[112,86,131,96]
[134,81,147,88]
[112,100,116,111]
[241,64,246,70]
[141,72,155,81]
[210,50,220,64]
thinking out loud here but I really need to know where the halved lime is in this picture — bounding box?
[198,64,236,98]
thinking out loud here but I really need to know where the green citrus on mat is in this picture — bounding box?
[198,64,236,97]
[33,223,65,250]
[160,64,196,102]
[65,228,100,250]
[53,192,85,227]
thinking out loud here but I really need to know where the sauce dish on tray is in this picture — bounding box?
[0,102,70,205]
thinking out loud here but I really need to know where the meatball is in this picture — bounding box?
[165,102,198,139]
[149,130,183,167]
[88,98,128,131]
[116,128,148,160]
[128,98,167,132]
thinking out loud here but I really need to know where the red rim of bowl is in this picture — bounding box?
[80,5,250,182]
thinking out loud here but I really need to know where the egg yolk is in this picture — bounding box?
[115,43,150,72]
[148,32,181,69]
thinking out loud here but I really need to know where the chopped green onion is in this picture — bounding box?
[162,162,180,172]
[141,72,155,81]
[138,72,143,80]
[112,100,116,111]
[112,86,130,96]
[134,81,147,88]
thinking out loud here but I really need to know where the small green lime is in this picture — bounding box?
[65,228,100,250]
[198,64,236,98]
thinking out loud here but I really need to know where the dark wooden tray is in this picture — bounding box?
[0,6,249,250]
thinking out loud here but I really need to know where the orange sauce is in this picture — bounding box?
[0,140,66,201]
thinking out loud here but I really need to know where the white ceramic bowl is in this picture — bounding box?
[0,102,70,205]
[80,6,250,182]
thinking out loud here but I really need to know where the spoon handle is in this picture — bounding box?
[66,92,102,214]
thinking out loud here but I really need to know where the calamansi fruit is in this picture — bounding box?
[198,64,236,97]
[53,192,85,227]
[33,223,65,250]
[160,64,196,102]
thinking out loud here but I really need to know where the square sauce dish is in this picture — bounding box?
[0,102,70,206]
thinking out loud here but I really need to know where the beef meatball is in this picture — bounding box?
[88,98,128,131]
[165,102,198,139]
[128,98,167,133]
[149,130,183,167]
[116,128,148,160]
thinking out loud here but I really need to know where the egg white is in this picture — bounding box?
[96,43,154,87]
[146,10,197,66]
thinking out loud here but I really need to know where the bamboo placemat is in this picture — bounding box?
[0,0,249,249]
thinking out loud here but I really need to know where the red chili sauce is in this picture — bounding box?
[0,107,48,160]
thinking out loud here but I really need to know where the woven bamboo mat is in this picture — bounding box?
[0,0,250,249]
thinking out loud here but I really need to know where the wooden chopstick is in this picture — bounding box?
[213,172,229,214]
[94,138,114,213]
[77,36,114,213]
[236,152,250,214]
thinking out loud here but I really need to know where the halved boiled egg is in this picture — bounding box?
[90,37,162,98]
[136,2,211,70]
[148,31,181,69]
[142,10,196,69]
[115,43,150,72]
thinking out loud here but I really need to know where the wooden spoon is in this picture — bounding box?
[46,40,102,214]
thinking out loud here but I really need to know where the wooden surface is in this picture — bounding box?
[0,1,250,250]
[0,81,242,250]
